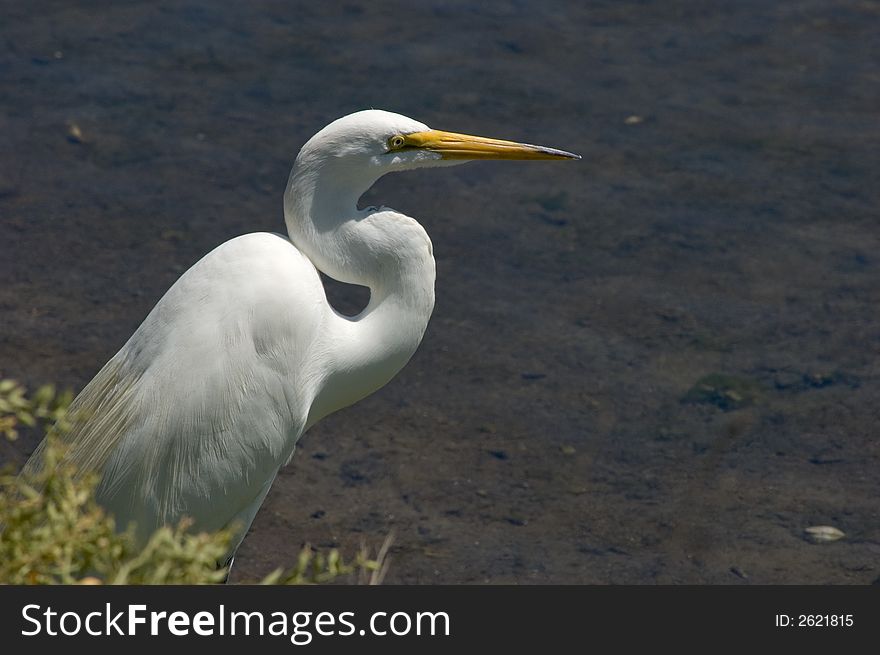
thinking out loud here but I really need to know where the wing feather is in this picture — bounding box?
[20,355,140,481]
[20,233,328,549]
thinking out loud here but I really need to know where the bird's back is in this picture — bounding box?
[22,232,329,548]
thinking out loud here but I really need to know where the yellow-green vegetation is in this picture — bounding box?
[0,379,72,441]
[0,379,389,585]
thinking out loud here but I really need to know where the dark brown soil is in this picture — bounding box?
[1,0,878,584]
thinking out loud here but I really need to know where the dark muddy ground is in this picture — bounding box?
[1,1,878,584]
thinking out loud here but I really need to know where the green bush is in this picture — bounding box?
[0,379,389,585]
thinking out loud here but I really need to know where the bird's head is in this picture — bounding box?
[297,109,580,175]
[285,109,580,286]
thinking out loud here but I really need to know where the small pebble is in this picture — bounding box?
[804,525,845,543]
[67,123,84,144]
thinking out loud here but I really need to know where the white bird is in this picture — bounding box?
[22,109,579,563]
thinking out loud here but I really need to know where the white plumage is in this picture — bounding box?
[22,110,578,561]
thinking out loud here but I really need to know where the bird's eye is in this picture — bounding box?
[388,135,406,150]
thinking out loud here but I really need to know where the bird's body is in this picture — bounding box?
[22,110,577,561]
[64,233,345,546]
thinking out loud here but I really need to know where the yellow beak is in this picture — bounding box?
[402,129,580,161]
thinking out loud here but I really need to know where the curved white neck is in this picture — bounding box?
[284,157,436,427]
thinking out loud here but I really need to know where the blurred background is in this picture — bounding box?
[1,0,878,583]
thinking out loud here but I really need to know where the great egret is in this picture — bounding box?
[22,109,579,563]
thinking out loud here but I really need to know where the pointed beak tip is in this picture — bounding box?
[520,144,582,161]
[542,148,581,161]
